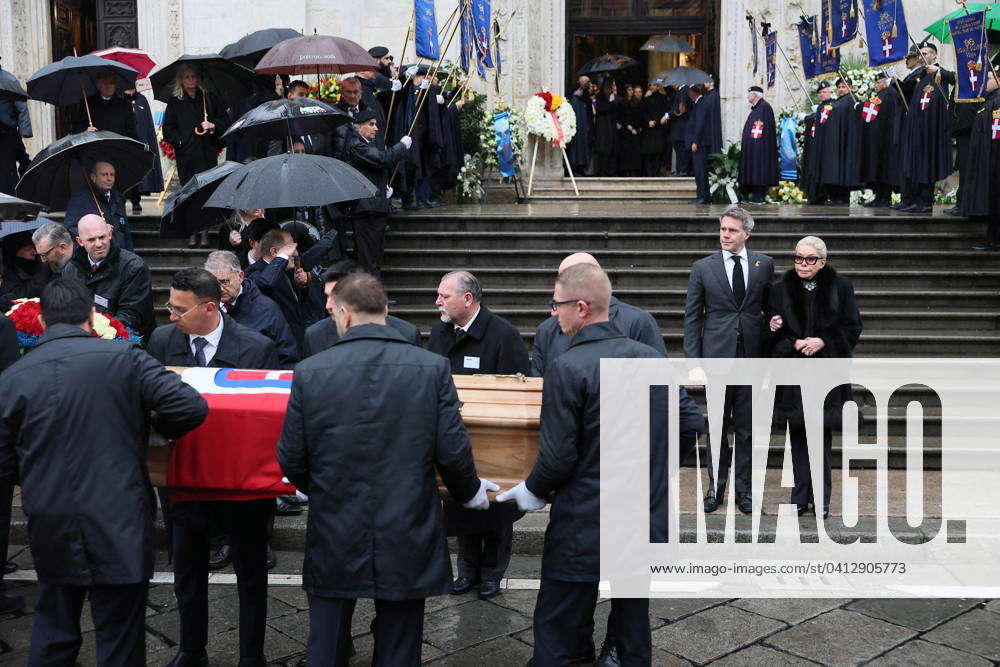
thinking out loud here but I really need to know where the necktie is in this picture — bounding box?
[454,328,466,344]
[90,263,99,273]
[193,337,209,367]
[732,256,746,307]
[350,106,359,116]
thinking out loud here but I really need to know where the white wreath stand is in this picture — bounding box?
[526,134,580,198]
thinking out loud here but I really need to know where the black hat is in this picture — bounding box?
[368,46,389,59]
[816,80,832,91]
[748,85,764,93]
[352,108,379,124]
[875,71,889,80]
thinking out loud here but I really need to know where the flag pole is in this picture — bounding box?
[384,10,415,137]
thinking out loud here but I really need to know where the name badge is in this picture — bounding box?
[463,356,480,370]
[94,294,109,308]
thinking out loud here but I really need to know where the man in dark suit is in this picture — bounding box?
[302,260,421,358]
[428,270,529,600]
[0,278,206,665]
[245,228,312,348]
[685,85,712,205]
[72,73,138,139]
[683,206,774,514]
[63,160,133,251]
[278,272,492,665]
[146,268,279,667]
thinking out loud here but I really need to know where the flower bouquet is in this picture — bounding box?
[767,181,808,205]
[310,78,342,105]
[5,298,142,353]
[524,92,576,148]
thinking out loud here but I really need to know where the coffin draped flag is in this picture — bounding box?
[949,10,989,103]
[823,0,859,49]
[414,0,441,61]
[862,0,909,68]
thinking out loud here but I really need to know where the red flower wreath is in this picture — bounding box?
[160,140,176,160]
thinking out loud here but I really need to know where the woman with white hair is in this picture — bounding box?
[162,65,230,247]
[766,236,862,518]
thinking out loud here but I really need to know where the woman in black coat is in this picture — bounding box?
[641,84,670,176]
[161,65,230,247]
[617,85,644,177]
[593,78,619,177]
[766,236,862,518]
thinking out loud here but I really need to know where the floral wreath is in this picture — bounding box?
[524,91,577,148]
[5,298,142,353]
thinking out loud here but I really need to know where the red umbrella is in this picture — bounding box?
[254,34,377,75]
[91,47,158,79]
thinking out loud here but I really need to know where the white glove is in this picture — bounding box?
[391,78,403,92]
[385,186,394,199]
[812,104,819,113]
[661,113,670,122]
[405,65,418,79]
[797,112,807,121]
[463,478,500,510]
[886,66,897,80]
[420,79,431,90]
[496,481,546,512]
[436,94,445,104]
[148,429,170,448]
[400,135,412,149]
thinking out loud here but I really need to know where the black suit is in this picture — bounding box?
[428,305,530,585]
[245,257,308,348]
[684,95,711,202]
[302,314,421,358]
[146,315,278,665]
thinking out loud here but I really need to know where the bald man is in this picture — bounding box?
[61,214,155,339]
[532,253,666,377]
[499,263,701,666]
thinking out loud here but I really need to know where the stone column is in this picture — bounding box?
[2,0,55,156]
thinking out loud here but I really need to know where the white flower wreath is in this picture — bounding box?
[524,93,577,147]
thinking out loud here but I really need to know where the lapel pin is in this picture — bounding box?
[754,260,760,267]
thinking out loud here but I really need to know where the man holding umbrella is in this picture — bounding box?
[0,64,32,195]
[71,72,137,139]
[64,160,134,251]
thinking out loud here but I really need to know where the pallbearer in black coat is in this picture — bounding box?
[738,86,779,203]
[0,279,207,666]
[898,42,955,212]
[278,273,492,666]
[640,84,670,177]
[960,71,1000,250]
[428,271,530,601]
[566,76,593,176]
[593,78,619,176]
[860,72,905,208]
[146,268,279,667]
[817,78,863,205]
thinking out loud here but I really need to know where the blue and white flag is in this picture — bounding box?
[765,31,777,89]
[861,0,909,67]
[949,10,989,103]
[493,111,515,178]
[823,0,859,49]
[798,17,819,80]
[473,0,493,71]
[459,1,474,74]
[414,0,440,61]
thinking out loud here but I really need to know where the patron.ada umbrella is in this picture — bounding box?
[254,34,377,75]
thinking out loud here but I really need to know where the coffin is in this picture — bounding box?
[148,370,542,496]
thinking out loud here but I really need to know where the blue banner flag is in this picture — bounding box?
[798,17,819,80]
[473,0,493,71]
[817,18,842,78]
[414,0,440,61]
[493,111,515,178]
[822,0,859,49]
[949,10,989,103]
[460,2,473,74]
[861,0,909,67]
[765,31,777,89]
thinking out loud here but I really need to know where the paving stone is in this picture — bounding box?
[711,644,820,665]
[504,555,543,579]
[145,592,245,641]
[922,609,1000,661]
[651,648,692,666]
[487,589,538,618]
[0,612,36,650]
[432,636,534,665]
[202,626,305,665]
[651,604,785,663]
[347,634,442,665]
[647,598,728,622]
[267,586,309,611]
[423,599,531,653]
[730,598,848,624]
[847,598,982,631]
[764,609,915,664]
[267,610,310,645]
[867,638,992,666]
[986,600,1000,615]
[424,590,478,614]
[269,550,304,575]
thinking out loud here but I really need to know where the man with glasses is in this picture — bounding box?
[146,267,279,667]
[61,214,155,340]
[32,221,75,274]
[683,206,774,515]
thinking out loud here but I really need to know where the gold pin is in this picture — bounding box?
[755,260,761,267]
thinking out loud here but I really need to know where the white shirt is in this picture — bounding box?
[722,247,749,291]
[456,306,481,333]
[189,314,224,365]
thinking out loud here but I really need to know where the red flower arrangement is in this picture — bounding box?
[7,300,43,337]
[5,299,141,353]
[160,139,176,160]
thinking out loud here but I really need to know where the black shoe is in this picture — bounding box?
[943,207,960,216]
[2,561,17,575]
[898,204,919,212]
[415,199,432,209]
[0,595,25,615]
[974,244,1000,251]
[426,199,447,208]
[478,579,501,599]
[276,498,302,516]
[451,576,479,595]
[910,205,932,213]
[821,506,830,519]
[796,504,811,516]
[736,495,752,514]
[703,490,719,513]
[132,203,142,215]
[166,650,209,667]
[279,494,307,506]
[596,640,621,667]
[402,198,421,211]
[207,544,231,570]
[266,545,277,571]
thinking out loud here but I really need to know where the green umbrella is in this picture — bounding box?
[925,3,1000,43]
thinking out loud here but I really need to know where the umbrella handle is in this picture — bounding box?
[195,92,209,135]
[80,78,94,127]
[157,166,176,208]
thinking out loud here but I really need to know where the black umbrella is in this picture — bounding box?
[0,193,47,220]
[205,153,376,210]
[15,131,153,210]
[149,54,255,106]
[0,70,29,102]
[640,35,696,53]
[221,98,351,144]
[577,54,639,76]
[0,217,50,241]
[220,28,302,67]
[660,66,711,88]
[160,161,243,239]
[26,55,138,113]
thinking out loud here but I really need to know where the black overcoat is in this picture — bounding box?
[566,92,592,169]
[617,101,643,172]
[739,99,779,188]
[126,91,165,193]
[344,131,408,215]
[277,324,481,599]
[0,314,17,372]
[958,89,1000,218]
[301,314,420,358]
[593,95,619,156]
[818,95,862,188]
[899,67,955,185]
[161,89,230,184]
[61,244,155,340]
[146,314,279,370]
[72,93,138,139]
[640,92,670,155]
[427,304,529,376]
[860,87,904,187]
[0,324,207,586]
